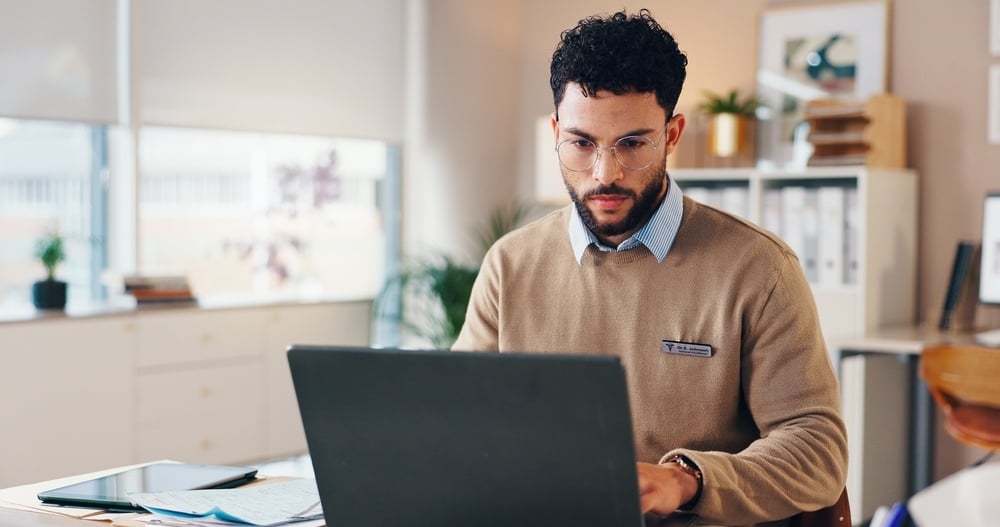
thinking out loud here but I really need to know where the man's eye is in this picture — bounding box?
[617,138,647,150]
[570,140,595,150]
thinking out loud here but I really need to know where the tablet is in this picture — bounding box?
[37,462,258,511]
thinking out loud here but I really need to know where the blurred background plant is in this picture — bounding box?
[375,201,532,348]
[34,231,65,281]
[697,88,763,117]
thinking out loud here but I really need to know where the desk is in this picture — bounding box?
[833,324,973,498]
[0,507,100,527]
[0,507,701,527]
[1,463,702,527]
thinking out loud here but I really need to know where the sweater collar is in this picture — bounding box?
[568,176,684,265]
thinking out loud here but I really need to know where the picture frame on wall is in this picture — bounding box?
[755,0,889,169]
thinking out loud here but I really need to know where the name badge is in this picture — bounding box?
[661,340,713,358]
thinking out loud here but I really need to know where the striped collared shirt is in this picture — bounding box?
[568,177,684,264]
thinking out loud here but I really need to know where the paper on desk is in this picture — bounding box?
[130,478,322,526]
[114,513,325,527]
[908,462,1000,527]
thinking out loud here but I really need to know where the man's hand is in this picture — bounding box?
[636,461,700,515]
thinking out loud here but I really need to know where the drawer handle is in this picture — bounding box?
[200,386,213,398]
[200,439,213,451]
[200,332,214,344]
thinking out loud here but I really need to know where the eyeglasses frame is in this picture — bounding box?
[554,124,669,172]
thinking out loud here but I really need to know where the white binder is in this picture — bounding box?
[780,186,807,273]
[818,186,846,286]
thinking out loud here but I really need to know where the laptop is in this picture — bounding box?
[287,345,662,527]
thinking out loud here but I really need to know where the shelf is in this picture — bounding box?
[803,94,906,169]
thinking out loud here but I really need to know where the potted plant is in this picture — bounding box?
[698,89,762,158]
[32,232,67,310]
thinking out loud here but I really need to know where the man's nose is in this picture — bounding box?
[592,148,623,185]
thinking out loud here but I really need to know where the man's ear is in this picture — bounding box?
[549,112,559,144]
[664,113,686,155]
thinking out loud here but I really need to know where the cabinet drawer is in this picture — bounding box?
[138,362,263,424]
[137,412,265,466]
[137,309,267,367]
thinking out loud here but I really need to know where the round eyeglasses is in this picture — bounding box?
[555,126,668,172]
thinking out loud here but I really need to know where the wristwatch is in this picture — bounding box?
[664,454,703,511]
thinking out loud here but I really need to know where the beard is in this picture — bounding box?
[564,157,668,239]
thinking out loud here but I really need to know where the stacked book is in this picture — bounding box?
[124,275,196,304]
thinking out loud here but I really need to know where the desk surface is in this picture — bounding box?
[0,507,91,527]
[832,323,976,355]
[0,505,702,527]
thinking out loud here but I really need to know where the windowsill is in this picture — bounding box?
[0,292,373,325]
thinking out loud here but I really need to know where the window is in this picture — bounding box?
[0,118,106,307]
[139,126,397,300]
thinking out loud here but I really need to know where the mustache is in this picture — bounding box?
[582,185,636,200]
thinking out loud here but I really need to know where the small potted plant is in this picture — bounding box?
[32,231,67,310]
[698,89,762,158]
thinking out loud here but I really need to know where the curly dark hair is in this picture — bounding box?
[550,9,688,118]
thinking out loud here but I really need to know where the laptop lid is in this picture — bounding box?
[287,345,643,527]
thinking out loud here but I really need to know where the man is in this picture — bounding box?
[453,9,847,526]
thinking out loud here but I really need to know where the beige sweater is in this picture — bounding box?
[453,198,848,526]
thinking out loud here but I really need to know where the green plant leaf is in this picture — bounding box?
[698,89,763,117]
[34,232,65,280]
[375,201,532,348]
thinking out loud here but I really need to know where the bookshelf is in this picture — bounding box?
[673,166,918,340]
[674,166,918,522]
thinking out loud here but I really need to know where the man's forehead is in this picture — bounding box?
[556,85,665,133]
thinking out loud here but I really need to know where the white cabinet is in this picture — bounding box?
[673,167,918,339]
[136,308,268,368]
[0,317,136,487]
[263,301,371,458]
[0,299,373,487]
[134,308,269,464]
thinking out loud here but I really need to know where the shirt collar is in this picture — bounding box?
[568,177,684,264]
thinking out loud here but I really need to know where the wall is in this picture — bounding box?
[893,0,1000,329]
[402,0,522,259]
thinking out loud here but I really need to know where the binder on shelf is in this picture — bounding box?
[844,187,860,285]
[818,186,847,287]
[762,188,783,237]
[802,188,820,283]
[780,186,807,272]
[684,186,710,206]
[721,186,749,219]
[704,187,724,210]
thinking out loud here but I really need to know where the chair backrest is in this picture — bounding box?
[920,344,1000,450]
[789,487,851,527]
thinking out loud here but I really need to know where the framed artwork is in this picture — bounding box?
[755,0,889,168]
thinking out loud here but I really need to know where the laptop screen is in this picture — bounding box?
[288,346,644,527]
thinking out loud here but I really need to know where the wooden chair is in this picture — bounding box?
[919,343,1000,450]
[789,487,851,527]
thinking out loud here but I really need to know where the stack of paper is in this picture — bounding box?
[128,478,323,526]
